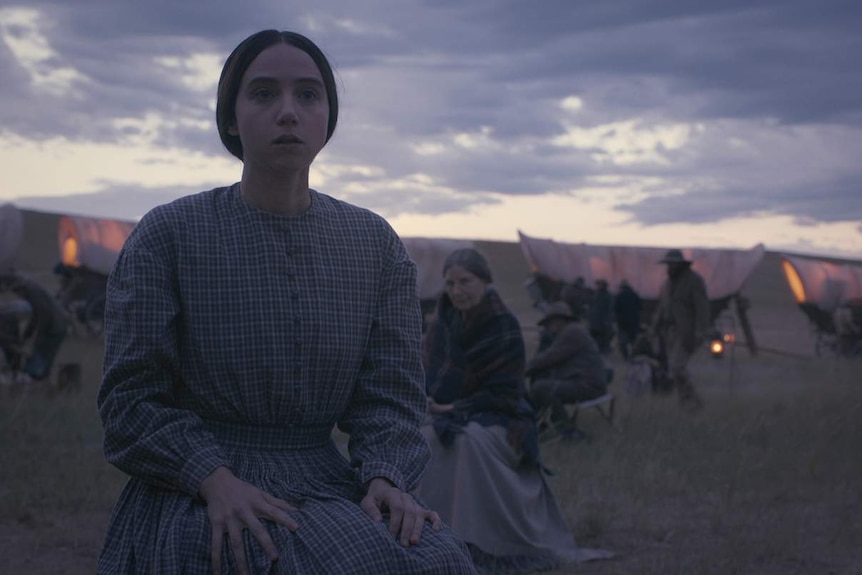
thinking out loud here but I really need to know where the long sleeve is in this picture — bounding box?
[97,215,228,497]
[651,285,668,332]
[692,274,711,339]
[526,326,579,375]
[337,239,429,493]
[453,313,526,412]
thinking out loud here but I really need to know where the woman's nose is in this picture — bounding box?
[276,97,299,126]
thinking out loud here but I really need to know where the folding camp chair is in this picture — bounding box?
[569,392,616,428]
[536,368,617,442]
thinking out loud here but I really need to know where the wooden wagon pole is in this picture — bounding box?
[735,294,758,356]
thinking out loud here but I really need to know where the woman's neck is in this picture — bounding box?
[240,167,311,215]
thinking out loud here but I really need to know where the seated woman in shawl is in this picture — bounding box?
[417,248,612,574]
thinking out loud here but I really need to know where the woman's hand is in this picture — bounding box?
[199,466,299,575]
[360,477,442,547]
[427,397,455,414]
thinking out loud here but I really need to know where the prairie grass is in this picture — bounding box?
[543,352,862,574]
[1,342,860,574]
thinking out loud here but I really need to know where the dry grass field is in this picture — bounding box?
[1,210,860,574]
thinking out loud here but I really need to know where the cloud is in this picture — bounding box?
[616,174,862,226]
[11,183,204,220]
[1,0,861,240]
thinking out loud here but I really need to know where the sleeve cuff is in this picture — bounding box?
[178,446,229,497]
[358,462,407,493]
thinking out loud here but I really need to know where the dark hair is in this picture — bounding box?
[443,248,493,284]
[216,30,339,160]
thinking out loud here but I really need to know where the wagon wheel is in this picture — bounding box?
[83,294,106,338]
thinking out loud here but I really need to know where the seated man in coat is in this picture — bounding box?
[527,301,608,437]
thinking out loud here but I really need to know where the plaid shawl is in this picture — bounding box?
[424,288,539,466]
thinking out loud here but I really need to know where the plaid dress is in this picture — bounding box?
[97,184,475,574]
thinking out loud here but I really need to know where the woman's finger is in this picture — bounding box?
[227,525,251,575]
[387,492,405,539]
[210,527,224,575]
[261,502,300,533]
[248,519,280,564]
[426,510,443,532]
[262,492,296,512]
[399,497,419,547]
[408,505,426,545]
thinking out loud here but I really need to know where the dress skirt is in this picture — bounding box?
[97,423,476,574]
[417,422,612,574]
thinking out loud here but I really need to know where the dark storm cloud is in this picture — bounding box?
[617,173,862,226]
[456,0,862,126]
[2,0,861,228]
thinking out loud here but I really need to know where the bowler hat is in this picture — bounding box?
[658,249,691,264]
[538,301,575,325]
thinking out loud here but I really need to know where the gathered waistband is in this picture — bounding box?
[204,420,334,450]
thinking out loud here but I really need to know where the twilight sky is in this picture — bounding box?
[1,0,861,257]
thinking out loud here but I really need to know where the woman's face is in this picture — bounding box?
[444,265,488,311]
[229,43,329,173]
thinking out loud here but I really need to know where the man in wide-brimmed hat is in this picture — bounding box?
[527,301,608,437]
[650,249,710,411]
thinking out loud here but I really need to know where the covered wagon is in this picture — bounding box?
[58,214,136,276]
[518,231,766,353]
[780,254,862,357]
[55,214,136,337]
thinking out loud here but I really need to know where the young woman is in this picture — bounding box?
[97,30,475,575]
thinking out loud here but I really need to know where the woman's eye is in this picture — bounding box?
[298,89,319,101]
[253,88,274,100]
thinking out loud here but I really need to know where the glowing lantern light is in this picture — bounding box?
[62,237,80,267]
[781,259,807,304]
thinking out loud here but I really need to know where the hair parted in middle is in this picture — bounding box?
[442,248,493,284]
[215,29,339,161]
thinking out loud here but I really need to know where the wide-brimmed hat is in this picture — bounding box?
[658,249,691,264]
[538,301,575,325]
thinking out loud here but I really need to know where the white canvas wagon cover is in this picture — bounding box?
[402,237,474,301]
[780,254,862,312]
[58,215,136,276]
[0,203,24,274]
[519,231,765,300]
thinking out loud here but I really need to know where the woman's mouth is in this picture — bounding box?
[272,135,303,144]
